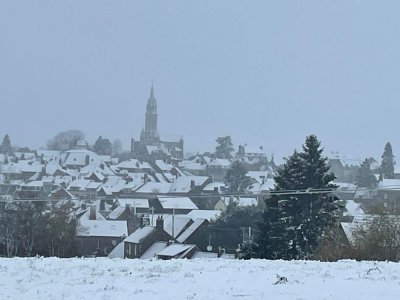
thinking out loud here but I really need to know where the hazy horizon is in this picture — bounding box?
[1,1,400,161]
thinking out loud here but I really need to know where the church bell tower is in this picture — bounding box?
[140,85,160,145]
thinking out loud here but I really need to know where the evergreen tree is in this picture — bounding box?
[93,136,112,156]
[215,136,234,159]
[381,142,394,179]
[225,160,252,193]
[357,158,377,188]
[0,134,13,155]
[254,135,343,260]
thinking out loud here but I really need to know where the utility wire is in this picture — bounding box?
[0,188,338,202]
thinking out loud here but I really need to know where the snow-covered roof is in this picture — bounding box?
[156,244,192,257]
[169,176,209,193]
[203,182,226,192]
[247,179,275,195]
[161,215,192,238]
[107,241,124,259]
[153,173,169,183]
[91,199,114,212]
[179,161,206,171]
[334,182,358,191]
[158,197,198,210]
[107,206,126,220]
[115,198,149,209]
[246,171,269,183]
[76,220,127,238]
[48,188,77,200]
[53,175,73,186]
[67,179,91,191]
[186,210,222,221]
[64,150,99,167]
[146,145,160,154]
[15,152,36,160]
[377,179,400,190]
[86,181,103,190]
[124,226,155,243]
[223,196,258,207]
[209,159,231,167]
[22,181,43,188]
[101,176,139,194]
[140,241,168,259]
[176,219,207,243]
[244,146,266,155]
[344,200,365,217]
[116,159,152,170]
[37,149,61,159]
[155,160,173,172]
[1,161,42,174]
[135,182,172,194]
[340,158,362,167]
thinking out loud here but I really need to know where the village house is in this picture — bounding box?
[205,159,231,182]
[75,206,128,257]
[123,216,172,259]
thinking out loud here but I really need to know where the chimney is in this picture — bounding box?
[156,216,164,230]
[100,199,105,211]
[85,155,90,165]
[126,206,137,235]
[190,180,195,189]
[131,138,135,154]
[260,176,265,185]
[89,205,96,220]
[125,203,132,215]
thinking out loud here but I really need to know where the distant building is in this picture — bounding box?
[132,86,184,164]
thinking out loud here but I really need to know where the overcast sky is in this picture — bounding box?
[1,1,400,161]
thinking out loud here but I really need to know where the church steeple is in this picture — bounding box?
[150,84,155,99]
[140,84,159,145]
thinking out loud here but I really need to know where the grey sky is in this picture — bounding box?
[1,1,399,161]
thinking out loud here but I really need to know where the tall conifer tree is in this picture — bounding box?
[253,135,343,259]
[381,142,394,179]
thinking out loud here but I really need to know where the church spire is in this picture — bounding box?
[150,83,155,99]
[141,84,159,145]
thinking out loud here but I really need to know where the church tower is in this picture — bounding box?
[140,85,160,145]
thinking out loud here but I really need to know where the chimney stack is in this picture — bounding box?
[89,205,96,220]
[156,216,164,230]
[100,199,105,211]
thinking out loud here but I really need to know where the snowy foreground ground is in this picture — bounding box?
[1,258,400,300]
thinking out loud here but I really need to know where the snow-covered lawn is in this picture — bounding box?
[1,257,400,299]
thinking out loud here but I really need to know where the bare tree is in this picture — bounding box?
[47,130,85,151]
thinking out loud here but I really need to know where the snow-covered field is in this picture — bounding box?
[1,257,400,300]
